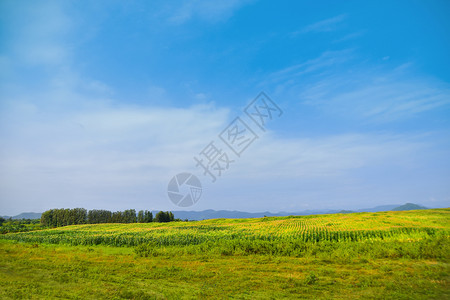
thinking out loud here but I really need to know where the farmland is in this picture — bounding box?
[1,209,449,299]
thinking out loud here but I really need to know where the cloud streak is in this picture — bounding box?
[166,0,253,24]
[2,0,72,66]
[300,65,450,123]
[267,50,450,123]
[293,14,347,35]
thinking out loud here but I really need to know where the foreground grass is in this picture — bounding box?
[1,240,449,299]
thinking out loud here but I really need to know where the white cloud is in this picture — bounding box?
[191,129,447,212]
[300,65,450,122]
[264,49,354,88]
[267,50,450,123]
[1,84,448,214]
[4,0,72,66]
[0,96,230,213]
[223,131,426,181]
[1,72,437,214]
[167,0,253,24]
[293,14,347,35]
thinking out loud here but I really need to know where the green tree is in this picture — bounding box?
[88,209,112,224]
[40,209,56,227]
[111,211,122,223]
[144,210,153,223]
[137,210,144,223]
[155,211,174,223]
[123,209,137,223]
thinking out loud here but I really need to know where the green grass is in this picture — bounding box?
[0,209,449,299]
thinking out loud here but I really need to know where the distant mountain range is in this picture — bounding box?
[1,203,432,220]
[170,203,429,220]
[1,212,42,220]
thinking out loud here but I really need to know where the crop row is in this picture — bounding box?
[1,226,444,247]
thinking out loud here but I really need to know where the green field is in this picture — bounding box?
[1,209,449,299]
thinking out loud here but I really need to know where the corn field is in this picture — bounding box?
[1,209,448,248]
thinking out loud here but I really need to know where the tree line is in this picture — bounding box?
[0,218,41,234]
[40,208,177,227]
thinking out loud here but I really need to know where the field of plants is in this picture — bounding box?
[1,209,449,299]
[1,209,448,248]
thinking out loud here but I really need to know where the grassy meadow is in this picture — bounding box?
[1,209,449,299]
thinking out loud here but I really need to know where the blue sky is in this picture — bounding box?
[1,0,449,215]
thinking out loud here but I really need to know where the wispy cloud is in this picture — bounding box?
[262,49,354,92]
[167,0,253,24]
[3,0,72,66]
[266,50,450,123]
[231,132,427,179]
[293,14,347,35]
[300,64,450,122]
[190,129,448,212]
[333,31,365,43]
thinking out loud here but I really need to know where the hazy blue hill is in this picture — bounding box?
[392,203,428,211]
[1,212,42,220]
[356,204,401,212]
